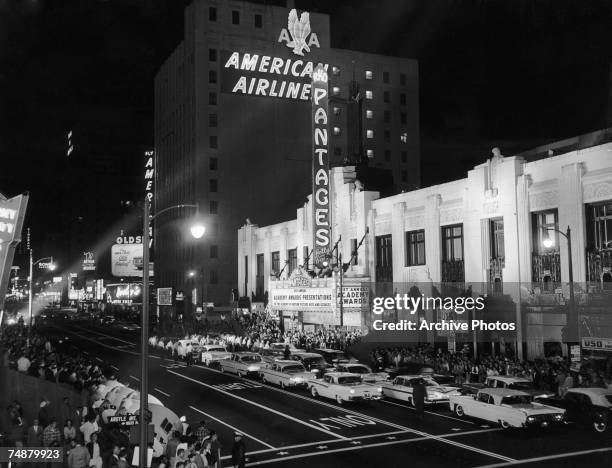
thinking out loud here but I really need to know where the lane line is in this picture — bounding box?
[188,365,514,462]
[380,399,476,425]
[245,429,507,466]
[129,375,140,382]
[154,388,170,397]
[70,324,136,345]
[168,370,349,441]
[475,447,612,468]
[188,406,276,449]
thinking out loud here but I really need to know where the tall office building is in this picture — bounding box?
[154,0,420,306]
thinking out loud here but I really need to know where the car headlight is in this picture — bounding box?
[350,389,355,394]
[553,414,563,421]
[526,416,536,422]
[377,387,382,393]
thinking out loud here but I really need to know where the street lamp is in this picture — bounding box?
[542,226,578,346]
[28,254,55,342]
[140,201,203,468]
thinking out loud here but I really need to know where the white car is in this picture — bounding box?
[381,375,460,405]
[334,363,389,383]
[200,344,233,366]
[308,372,383,404]
[449,388,565,429]
[220,352,263,376]
[485,376,553,398]
[259,360,312,389]
[176,340,201,358]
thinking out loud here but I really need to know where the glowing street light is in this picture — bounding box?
[190,223,206,239]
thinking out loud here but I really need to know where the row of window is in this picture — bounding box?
[365,109,408,124]
[365,70,409,86]
[404,225,465,266]
[209,6,263,28]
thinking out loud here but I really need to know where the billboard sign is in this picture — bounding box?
[82,251,96,271]
[311,64,330,268]
[269,287,334,312]
[111,244,154,277]
[582,337,612,352]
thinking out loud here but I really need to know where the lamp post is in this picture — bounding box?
[139,201,204,468]
[28,253,55,344]
[542,225,577,346]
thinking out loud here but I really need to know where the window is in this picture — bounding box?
[400,73,406,86]
[210,179,218,192]
[332,86,341,95]
[303,246,309,268]
[209,157,218,170]
[491,219,505,259]
[375,234,393,282]
[209,92,217,105]
[288,248,297,272]
[383,71,389,84]
[401,170,407,182]
[383,91,390,103]
[384,110,390,123]
[384,129,391,142]
[588,202,612,250]
[332,66,340,75]
[209,200,218,214]
[401,151,407,163]
[366,149,374,158]
[271,251,280,274]
[400,112,407,124]
[210,245,218,259]
[209,270,218,284]
[213,223,219,235]
[232,10,240,25]
[350,238,358,265]
[366,130,374,139]
[333,106,341,116]
[365,70,373,80]
[365,90,373,99]
[209,6,217,21]
[333,127,341,136]
[406,230,426,266]
[209,48,217,62]
[209,135,218,148]
[442,225,463,261]
[400,93,406,105]
[209,70,217,83]
[401,132,408,143]
[384,150,391,162]
[254,13,262,28]
[366,109,373,119]
[256,253,264,296]
[209,113,218,127]
[533,210,558,254]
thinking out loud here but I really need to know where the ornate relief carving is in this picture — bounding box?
[405,214,424,230]
[482,200,499,215]
[529,190,559,211]
[440,208,463,225]
[583,180,612,203]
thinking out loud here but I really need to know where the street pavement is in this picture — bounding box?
[43,321,612,467]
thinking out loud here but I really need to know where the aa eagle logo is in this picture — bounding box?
[278,9,320,56]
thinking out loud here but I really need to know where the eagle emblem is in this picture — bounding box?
[286,9,311,56]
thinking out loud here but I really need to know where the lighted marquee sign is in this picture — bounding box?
[0,193,28,314]
[144,151,154,248]
[82,251,96,271]
[269,287,334,312]
[278,9,320,56]
[311,65,330,268]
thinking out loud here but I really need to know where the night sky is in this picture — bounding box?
[2,0,612,269]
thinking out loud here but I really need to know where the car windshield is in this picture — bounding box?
[241,355,261,362]
[303,357,326,366]
[208,347,226,352]
[501,395,532,405]
[326,352,346,360]
[347,366,370,374]
[283,365,306,374]
[338,376,362,385]
[508,382,534,391]
[604,395,612,405]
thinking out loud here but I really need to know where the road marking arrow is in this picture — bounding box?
[349,441,362,445]
[386,436,397,440]
[451,428,461,431]
[276,452,289,456]
[480,425,490,428]
[316,445,328,450]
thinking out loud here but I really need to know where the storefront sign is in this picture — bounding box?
[311,65,330,268]
[82,251,96,271]
[337,286,370,309]
[269,287,334,312]
[157,287,172,306]
[106,283,141,304]
[582,337,612,352]
[116,236,142,244]
[144,150,154,248]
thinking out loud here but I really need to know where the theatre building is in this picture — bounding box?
[154,0,420,307]
[239,132,612,359]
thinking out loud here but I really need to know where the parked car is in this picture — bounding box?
[535,388,612,433]
[99,315,116,326]
[334,363,389,383]
[201,345,233,366]
[484,376,554,398]
[220,352,263,377]
[312,348,350,365]
[259,360,312,389]
[381,375,460,405]
[288,352,335,376]
[308,372,383,404]
[449,388,565,429]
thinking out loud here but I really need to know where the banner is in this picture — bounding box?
[311,64,330,268]
[0,192,29,313]
[111,244,154,277]
[582,337,612,352]
[269,287,334,312]
[337,285,370,309]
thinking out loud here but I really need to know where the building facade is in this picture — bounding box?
[239,141,612,359]
[154,0,420,307]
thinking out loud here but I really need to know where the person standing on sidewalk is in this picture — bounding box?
[231,433,246,468]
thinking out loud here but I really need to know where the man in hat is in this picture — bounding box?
[26,419,43,447]
[231,432,246,468]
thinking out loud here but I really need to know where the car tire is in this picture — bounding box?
[455,405,464,417]
[311,387,318,398]
[593,421,607,433]
[280,381,286,390]
[336,395,343,405]
[500,420,511,429]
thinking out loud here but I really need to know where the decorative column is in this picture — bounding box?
[515,174,532,284]
[280,227,289,279]
[391,202,406,286]
[559,163,586,282]
[424,194,442,282]
[367,209,376,281]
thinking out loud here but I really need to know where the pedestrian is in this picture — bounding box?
[26,419,43,447]
[42,418,61,447]
[231,432,246,468]
[186,350,193,367]
[412,379,426,421]
[194,421,210,446]
[63,419,76,446]
[86,433,102,468]
[179,416,192,439]
[79,414,99,444]
[67,441,90,468]
[208,432,221,468]
[105,445,120,468]
[117,449,128,468]
[38,400,50,428]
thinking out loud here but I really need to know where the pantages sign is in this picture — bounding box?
[311,65,330,268]
[221,9,325,101]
